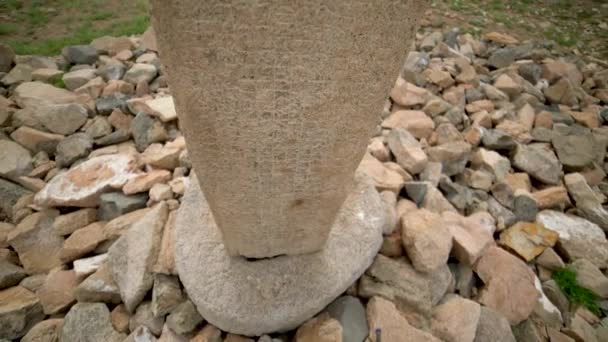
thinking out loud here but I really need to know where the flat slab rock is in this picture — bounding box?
[34,153,139,207]
[175,172,385,336]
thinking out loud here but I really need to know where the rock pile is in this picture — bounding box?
[0,22,608,342]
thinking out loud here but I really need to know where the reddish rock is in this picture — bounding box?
[474,246,539,324]
[381,110,435,140]
[443,211,496,265]
[37,269,79,315]
[401,209,452,272]
[122,169,171,195]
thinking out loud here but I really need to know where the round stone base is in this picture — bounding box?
[174,171,385,336]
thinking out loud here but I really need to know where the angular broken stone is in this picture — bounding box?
[443,211,496,265]
[109,202,168,312]
[61,303,126,342]
[74,263,121,304]
[10,126,64,155]
[499,222,559,262]
[366,296,440,342]
[60,221,107,263]
[358,153,405,194]
[0,286,44,340]
[474,306,516,342]
[35,153,138,207]
[294,313,342,342]
[474,246,539,325]
[401,208,452,272]
[381,110,435,140]
[21,318,63,342]
[152,274,183,317]
[53,208,98,236]
[130,301,164,336]
[564,172,608,232]
[512,143,562,185]
[0,140,33,180]
[386,128,427,175]
[552,134,602,171]
[426,141,471,176]
[324,296,368,342]
[431,296,481,342]
[7,210,64,274]
[37,269,79,315]
[123,169,172,195]
[537,210,608,268]
[0,260,27,289]
[166,299,204,335]
[571,259,608,299]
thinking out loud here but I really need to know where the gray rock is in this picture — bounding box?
[0,140,33,180]
[109,202,168,312]
[325,296,368,342]
[125,326,157,342]
[94,129,131,146]
[55,132,93,168]
[1,64,32,85]
[85,116,113,138]
[124,63,157,84]
[531,127,555,142]
[98,192,148,221]
[96,64,126,81]
[553,134,603,171]
[537,210,608,268]
[61,303,126,342]
[421,31,443,52]
[481,129,516,151]
[439,176,473,212]
[426,141,471,176]
[0,43,15,73]
[96,93,131,115]
[152,274,183,317]
[0,178,30,220]
[512,319,547,342]
[488,44,533,69]
[21,318,63,342]
[132,112,169,152]
[565,173,608,232]
[130,301,164,336]
[0,286,44,340]
[513,192,538,222]
[62,45,98,65]
[74,263,122,304]
[512,143,562,185]
[571,259,608,299]
[38,103,88,135]
[518,63,542,84]
[474,306,516,342]
[0,260,27,289]
[166,300,204,335]
[359,254,452,327]
[62,68,96,90]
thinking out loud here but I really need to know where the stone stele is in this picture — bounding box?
[150,0,425,335]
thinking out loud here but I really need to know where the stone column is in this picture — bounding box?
[150,0,426,335]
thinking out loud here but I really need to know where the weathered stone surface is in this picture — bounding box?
[151,0,425,258]
[153,210,177,275]
[0,43,15,72]
[0,140,33,180]
[401,208,452,272]
[142,96,177,122]
[131,112,169,152]
[62,45,98,64]
[294,313,342,342]
[0,260,26,289]
[571,259,608,298]
[74,263,122,303]
[10,126,64,155]
[360,254,451,327]
[21,318,63,342]
[536,210,608,268]
[366,296,440,342]
[7,210,64,274]
[63,68,97,90]
[37,269,78,315]
[325,296,367,342]
[474,246,539,324]
[191,324,222,342]
[386,128,427,174]
[359,153,405,194]
[98,192,148,221]
[553,134,602,171]
[564,172,608,231]
[470,148,510,180]
[61,303,126,342]
[381,110,435,139]
[73,253,108,279]
[109,202,168,312]
[0,286,44,340]
[38,103,88,135]
[53,208,97,235]
[175,172,385,335]
[443,211,496,265]
[12,82,82,108]
[130,301,164,336]
[141,143,182,170]
[35,153,138,207]
[474,306,516,342]
[499,222,559,262]
[55,132,93,167]
[0,178,31,220]
[123,169,171,195]
[111,304,130,334]
[104,207,151,240]
[512,143,562,185]
[426,141,471,176]
[60,221,106,262]
[152,274,182,317]
[125,326,157,342]
[431,296,481,342]
[124,63,157,84]
[166,299,204,335]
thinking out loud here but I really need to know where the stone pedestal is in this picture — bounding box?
[150,0,426,335]
[175,172,385,335]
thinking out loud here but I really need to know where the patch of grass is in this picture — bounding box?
[52,78,66,89]
[0,23,17,35]
[88,10,114,21]
[553,267,601,316]
[8,14,150,56]
[0,0,23,10]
